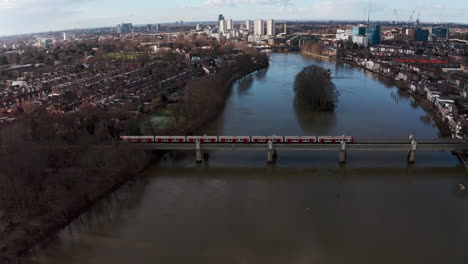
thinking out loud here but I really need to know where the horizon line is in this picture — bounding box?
[0,19,465,38]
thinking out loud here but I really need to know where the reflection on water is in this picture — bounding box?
[26,166,468,264]
[255,67,268,80]
[293,97,337,134]
[419,114,433,125]
[25,53,468,264]
[237,74,254,94]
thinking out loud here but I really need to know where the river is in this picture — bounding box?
[25,53,468,264]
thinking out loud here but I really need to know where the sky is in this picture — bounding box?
[0,0,467,36]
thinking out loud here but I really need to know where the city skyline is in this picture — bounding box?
[0,0,467,36]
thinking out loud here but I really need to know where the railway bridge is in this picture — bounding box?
[126,136,468,165]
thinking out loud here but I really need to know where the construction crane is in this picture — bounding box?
[409,9,416,24]
[415,7,423,25]
[393,9,400,25]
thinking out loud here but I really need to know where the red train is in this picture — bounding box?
[120,136,354,144]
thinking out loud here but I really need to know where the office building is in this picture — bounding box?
[245,20,251,31]
[353,26,366,36]
[227,19,233,31]
[117,23,133,34]
[432,27,449,40]
[218,14,225,22]
[267,19,275,36]
[219,20,227,33]
[406,28,417,41]
[416,28,430,42]
[254,19,265,36]
[367,24,381,45]
[246,20,252,31]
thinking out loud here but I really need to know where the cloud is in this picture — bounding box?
[0,0,88,10]
[203,0,291,8]
[0,0,92,35]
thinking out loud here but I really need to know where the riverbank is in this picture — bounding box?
[348,61,453,137]
[0,53,270,263]
[162,53,269,134]
[188,62,269,133]
[301,51,337,61]
[0,145,157,263]
[301,50,452,137]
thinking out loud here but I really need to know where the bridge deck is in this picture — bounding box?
[135,142,468,151]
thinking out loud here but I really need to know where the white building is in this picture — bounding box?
[266,19,275,36]
[353,35,369,48]
[246,20,252,31]
[336,29,353,41]
[227,19,233,31]
[62,32,76,41]
[219,20,227,33]
[254,19,265,36]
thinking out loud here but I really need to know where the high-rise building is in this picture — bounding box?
[227,19,233,31]
[353,26,366,37]
[366,24,381,45]
[267,19,275,36]
[218,14,225,22]
[246,20,252,31]
[416,28,429,42]
[284,22,287,34]
[196,24,202,31]
[219,20,227,33]
[254,19,265,36]
[432,27,449,40]
[352,26,366,43]
[155,24,161,31]
[117,23,133,34]
[406,28,417,41]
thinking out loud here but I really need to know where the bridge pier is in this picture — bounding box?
[195,139,202,163]
[339,141,347,164]
[408,139,417,164]
[267,140,276,163]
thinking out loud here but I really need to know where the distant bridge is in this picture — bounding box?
[129,138,468,164]
[255,46,300,52]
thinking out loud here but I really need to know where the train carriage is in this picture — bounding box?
[218,136,235,143]
[219,136,251,143]
[186,136,218,143]
[252,136,284,143]
[155,136,186,143]
[235,136,251,143]
[120,136,155,143]
[318,136,353,143]
[201,136,218,143]
[284,136,317,143]
[336,136,353,143]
